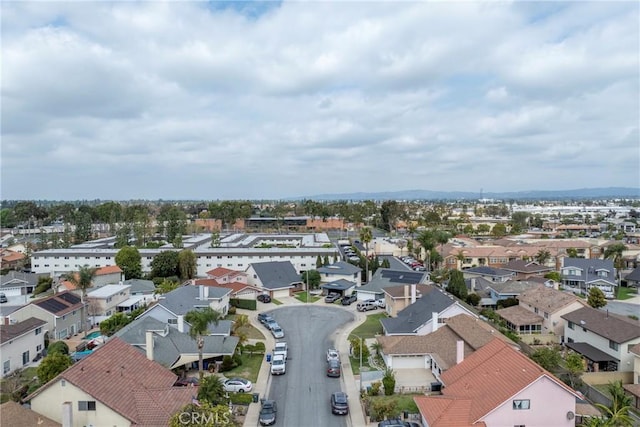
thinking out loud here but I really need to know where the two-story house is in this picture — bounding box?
[561,258,616,297]
[462,266,515,283]
[86,284,131,324]
[623,344,640,410]
[414,338,580,427]
[206,267,249,284]
[562,306,640,372]
[9,291,86,340]
[356,269,428,303]
[245,261,303,299]
[1,317,47,377]
[501,260,554,279]
[316,261,362,285]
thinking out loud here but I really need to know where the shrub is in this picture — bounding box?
[229,298,257,311]
[47,341,69,355]
[382,368,396,396]
[232,352,242,367]
[254,342,266,354]
[228,306,237,315]
[220,355,236,372]
[229,393,253,405]
[368,381,382,396]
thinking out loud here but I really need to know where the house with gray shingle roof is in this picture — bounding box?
[317,261,362,286]
[481,280,539,308]
[501,260,553,279]
[381,287,477,336]
[136,284,232,334]
[245,261,303,299]
[624,266,640,288]
[9,291,86,340]
[562,306,640,372]
[462,266,514,283]
[0,271,40,297]
[123,278,156,296]
[356,268,429,302]
[26,337,194,427]
[1,317,47,377]
[115,316,238,369]
[561,257,616,295]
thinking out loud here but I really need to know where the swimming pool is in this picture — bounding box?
[86,331,102,340]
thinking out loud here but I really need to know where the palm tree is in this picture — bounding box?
[359,227,373,283]
[416,230,436,272]
[604,242,627,289]
[456,251,466,268]
[434,230,451,269]
[535,249,552,266]
[61,265,97,337]
[184,307,222,381]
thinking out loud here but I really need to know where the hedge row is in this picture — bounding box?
[229,298,257,311]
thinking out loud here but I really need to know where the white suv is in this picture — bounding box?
[270,354,286,375]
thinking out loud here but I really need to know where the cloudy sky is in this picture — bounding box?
[2,1,638,201]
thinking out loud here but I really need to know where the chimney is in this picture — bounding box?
[411,284,417,305]
[432,312,439,332]
[470,278,476,292]
[204,285,209,299]
[62,401,73,427]
[145,331,154,361]
[177,315,185,333]
[456,340,464,364]
[199,285,205,300]
[191,279,196,286]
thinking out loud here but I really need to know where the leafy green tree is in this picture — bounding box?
[197,375,227,406]
[301,270,321,290]
[178,249,197,280]
[476,224,491,235]
[73,211,93,243]
[466,293,481,306]
[316,255,323,268]
[169,402,234,427]
[115,246,142,279]
[535,249,552,265]
[588,287,607,309]
[544,271,562,282]
[150,250,180,278]
[381,368,396,396]
[34,276,53,295]
[379,200,401,232]
[100,312,132,336]
[491,223,507,237]
[510,211,529,233]
[381,258,391,268]
[47,341,69,355]
[155,278,180,295]
[349,337,370,366]
[604,242,627,286]
[115,223,132,248]
[563,351,584,388]
[37,352,73,383]
[530,346,561,372]
[567,247,579,258]
[446,270,467,300]
[185,307,222,381]
[323,255,330,266]
[210,231,221,248]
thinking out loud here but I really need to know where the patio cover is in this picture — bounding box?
[565,342,619,362]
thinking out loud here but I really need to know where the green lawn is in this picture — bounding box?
[617,286,638,300]
[349,312,386,339]
[366,394,420,419]
[222,353,264,383]
[225,314,265,340]
[294,291,322,303]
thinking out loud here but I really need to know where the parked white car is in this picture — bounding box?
[222,377,253,393]
[326,348,340,363]
[271,354,286,375]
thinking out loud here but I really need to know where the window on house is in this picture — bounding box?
[534,307,539,314]
[513,400,530,410]
[78,401,96,411]
[168,318,178,324]
[22,351,29,365]
[568,321,574,330]
[36,344,42,352]
[3,360,10,374]
[609,341,619,351]
[544,312,549,319]
[35,327,42,335]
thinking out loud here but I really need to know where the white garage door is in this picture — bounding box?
[272,289,290,299]
[392,355,425,369]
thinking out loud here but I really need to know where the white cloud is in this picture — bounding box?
[1,1,638,200]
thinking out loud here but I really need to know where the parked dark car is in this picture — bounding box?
[259,400,277,426]
[341,294,357,305]
[174,377,199,387]
[257,294,271,303]
[330,391,349,415]
[327,359,341,377]
[325,293,341,303]
[258,313,275,325]
[0,293,7,304]
[377,419,419,427]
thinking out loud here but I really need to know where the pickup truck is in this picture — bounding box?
[273,342,288,360]
[270,354,286,375]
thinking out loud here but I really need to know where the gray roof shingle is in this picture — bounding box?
[317,261,362,275]
[562,306,640,343]
[0,317,46,344]
[158,285,231,315]
[358,268,428,294]
[381,288,458,334]
[250,261,302,290]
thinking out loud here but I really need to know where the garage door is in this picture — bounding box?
[272,289,290,299]
[392,355,425,369]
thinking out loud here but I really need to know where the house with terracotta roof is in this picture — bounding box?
[192,277,263,300]
[9,291,86,340]
[562,306,640,372]
[380,288,477,336]
[26,337,195,427]
[376,314,516,382]
[1,317,47,377]
[206,266,249,285]
[0,249,27,270]
[414,338,580,427]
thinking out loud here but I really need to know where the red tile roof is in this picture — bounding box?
[414,338,578,425]
[206,267,236,276]
[28,337,190,426]
[194,278,259,296]
[95,265,123,275]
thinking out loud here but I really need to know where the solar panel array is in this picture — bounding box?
[36,298,69,313]
[57,292,81,304]
[381,269,423,284]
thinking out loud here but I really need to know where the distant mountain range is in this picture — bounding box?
[293,187,640,201]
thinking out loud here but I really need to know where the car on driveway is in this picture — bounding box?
[325,293,341,303]
[222,377,253,393]
[259,400,277,426]
[377,419,421,427]
[357,301,378,312]
[327,359,341,377]
[271,326,285,339]
[257,294,272,303]
[341,294,357,305]
[330,391,349,415]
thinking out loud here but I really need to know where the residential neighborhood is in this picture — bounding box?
[1,197,639,426]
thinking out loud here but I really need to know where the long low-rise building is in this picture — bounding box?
[30,232,339,277]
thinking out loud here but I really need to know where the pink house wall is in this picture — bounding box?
[482,376,576,427]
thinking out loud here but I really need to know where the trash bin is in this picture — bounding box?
[266,353,272,363]
[252,393,259,403]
